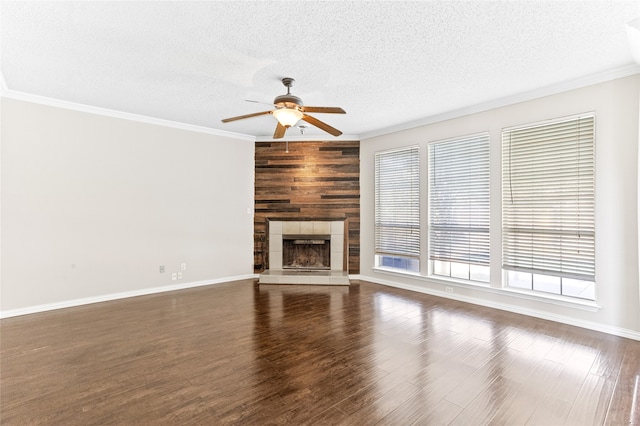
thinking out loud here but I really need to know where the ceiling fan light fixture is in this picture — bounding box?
[273,107,303,127]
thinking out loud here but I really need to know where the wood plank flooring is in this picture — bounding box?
[1,279,639,425]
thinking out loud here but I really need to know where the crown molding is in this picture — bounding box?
[255,134,360,142]
[360,64,640,140]
[4,64,637,143]
[0,87,354,142]
[0,89,256,142]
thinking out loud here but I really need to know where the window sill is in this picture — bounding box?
[426,273,491,289]
[373,266,423,279]
[371,267,602,312]
[500,286,601,312]
[373,266,489,288]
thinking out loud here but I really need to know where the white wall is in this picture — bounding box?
[1,98,255,314]
[360,74,640,337]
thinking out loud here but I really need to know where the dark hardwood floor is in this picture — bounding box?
[1,279,639,425]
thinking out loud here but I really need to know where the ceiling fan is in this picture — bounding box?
[221,77,346,139]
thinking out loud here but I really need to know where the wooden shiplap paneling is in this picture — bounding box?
[254,141,360,273]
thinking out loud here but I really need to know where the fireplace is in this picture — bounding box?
[282,235,331,270]
[258,220,350,285]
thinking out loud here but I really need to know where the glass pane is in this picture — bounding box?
[377,255,419,273]
[433,260,450,277]
[393,257,407,270]
[451,262,469,280]
[533,274,561,294]
[407,258,420,273]
[507,270,532,289]
[562,278,595,300]
[380,255,394,268]
[470,264,490,283]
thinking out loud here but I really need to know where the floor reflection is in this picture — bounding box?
[250,284,371,423]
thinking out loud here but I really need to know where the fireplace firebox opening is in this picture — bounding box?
[282,234,331,270]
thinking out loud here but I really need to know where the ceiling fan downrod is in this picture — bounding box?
[281,77,295,94]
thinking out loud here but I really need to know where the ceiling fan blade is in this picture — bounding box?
[245,99,276,107]
[273,122,287,139]
[302,106,346,114]
[301,114,343,137]
[221,110,271,123]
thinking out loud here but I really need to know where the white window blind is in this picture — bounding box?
[375,147,420,258]
[502,114,595,281]
[429,133,490,266]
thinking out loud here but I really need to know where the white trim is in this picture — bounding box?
[4,65,637,143]
[501,110,596,133]
[360,274,640,342]
[0,71,8,92]
[0,90,256,142]
[0,274,256,319]
[0,88,355,143]
[375,144,421,156]
[4,272,635,341]
[254,134,360,142]
[361,64,640,140]
[427,131,491,147]
[372,267,599,311]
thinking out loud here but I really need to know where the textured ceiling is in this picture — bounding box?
[1,1,639,140]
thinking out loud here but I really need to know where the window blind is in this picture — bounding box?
[502,114,595,281]
[429,133,490,266]
[375,146,420,258]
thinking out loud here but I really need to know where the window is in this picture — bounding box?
[375,146,420,272]
[502,114,595,300]
[428,133,490,282]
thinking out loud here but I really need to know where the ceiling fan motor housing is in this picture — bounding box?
[274,94,303,109]
[275,77,303,109]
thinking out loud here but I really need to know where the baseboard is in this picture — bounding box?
[360,274,640,342]
[0,274,256,319]
[6,273,637,342]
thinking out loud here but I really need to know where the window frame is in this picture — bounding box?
[374,146,421,273]
[501,113,596,300]
[427,132,491,283]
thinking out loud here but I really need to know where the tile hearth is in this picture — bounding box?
[258,270,350,285]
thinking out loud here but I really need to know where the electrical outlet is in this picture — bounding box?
[171,272,177,280]
[445,286,454,293]
[181,262,187,271]
[160,265,165,273]
[177,272,183,279]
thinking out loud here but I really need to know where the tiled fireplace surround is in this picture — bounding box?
[258,220,351,285]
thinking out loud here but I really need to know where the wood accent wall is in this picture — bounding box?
[254,140,360,274]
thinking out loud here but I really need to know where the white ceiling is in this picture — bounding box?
[2,1,639,140]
